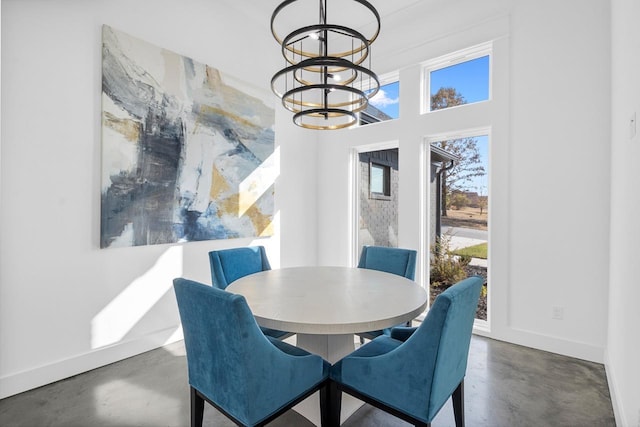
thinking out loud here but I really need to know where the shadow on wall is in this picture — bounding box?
[91,219,280,352]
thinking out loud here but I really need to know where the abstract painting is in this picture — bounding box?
[101,26,275,248]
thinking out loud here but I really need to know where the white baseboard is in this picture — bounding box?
[472,326,605,364]
[604,352,626,427]
[0,326,183,400]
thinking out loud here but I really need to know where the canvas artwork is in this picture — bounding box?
[101,25,275,248]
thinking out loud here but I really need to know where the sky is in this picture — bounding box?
[369,81,400,118]
[469,135,489,196]
[430,55,490,105]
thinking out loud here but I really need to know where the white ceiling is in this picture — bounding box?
[219,0,426,36]
[220,0,511,74]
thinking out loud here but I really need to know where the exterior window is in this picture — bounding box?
[370,161,390,198]
[423,43,491,113]
[361,75,399,125]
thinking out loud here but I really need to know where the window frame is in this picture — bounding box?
[421,42,493,114]
[369,160,392,200]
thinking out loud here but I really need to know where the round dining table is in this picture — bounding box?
[227,266,428,361]
[227,265,428,426]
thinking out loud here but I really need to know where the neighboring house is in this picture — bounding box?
[359,103,393,125]
[358,104,398,250]
[358,148,399,249]
[358,145,458,252]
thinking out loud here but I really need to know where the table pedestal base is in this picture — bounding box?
[293,333,364,426]
[296,333,355,364]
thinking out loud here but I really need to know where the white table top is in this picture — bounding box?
[227,266,428,335]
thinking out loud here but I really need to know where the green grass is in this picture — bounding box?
[452,242,488,259]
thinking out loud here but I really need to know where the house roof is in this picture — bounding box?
[430,144,459,163]
[359,103,393,125]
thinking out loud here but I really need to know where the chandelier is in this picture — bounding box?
[271,0,381,130]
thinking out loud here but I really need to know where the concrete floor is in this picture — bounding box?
[0,335,615,427]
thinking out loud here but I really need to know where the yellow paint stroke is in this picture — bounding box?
[103,112,141,142]
[200,67,252,126]
[239,150,278,216]
[216,187,274,237]
[211,165,253,224]
[210,165,231,201]
[209,146,274,237]
[205,66,223,92]
[192,66,272,133]
[218,193,239,217]
[221,193,273,236]
[199,104,259,130]
[249,200,274,236]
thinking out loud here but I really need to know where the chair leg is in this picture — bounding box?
[452,380,465,427]
[320,381,330,427]
[190,387,205,427]
[328,381,342,427]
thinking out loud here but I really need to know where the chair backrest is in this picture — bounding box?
[173,278,321,425]
[357,246,417,280]
[173,278,266,423]
[334,276,482,423]
[209,246,271,289]
[403,276,483,421]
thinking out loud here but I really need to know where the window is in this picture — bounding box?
[370,161,390,198]
[423,43,491,113]
[361,72,399,125]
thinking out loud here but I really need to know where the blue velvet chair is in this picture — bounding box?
[173,278,331,427]
[208,246,292,340]
[356,245,418,342]
[329,276,483,427]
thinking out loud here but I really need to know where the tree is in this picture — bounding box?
[430,87,465,110]
[430,87,486,216]
[478,196,488,215]
[449,192,470,210]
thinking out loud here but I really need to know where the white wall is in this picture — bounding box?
[607,0,640,425]
[316,0,611,363]
[0,0,318,398]
[505,0,611,360]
